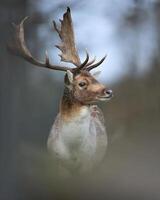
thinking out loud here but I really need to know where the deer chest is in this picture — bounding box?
[47,105,107,172]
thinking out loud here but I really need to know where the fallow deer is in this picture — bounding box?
[8,7,113,174]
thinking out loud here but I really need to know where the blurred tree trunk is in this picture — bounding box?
[153,2,160,64]
[0,1,29,199]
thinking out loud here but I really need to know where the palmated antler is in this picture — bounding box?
[8,7,107,73]
[53,7,81,66]
[8,17,71,71]
[54,7,107,71]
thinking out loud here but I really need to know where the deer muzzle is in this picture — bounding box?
[97,88,113,101]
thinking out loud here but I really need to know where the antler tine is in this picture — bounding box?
[86,55,107,71]
[8,17,71,72]
[77,50,89,70]
[85,56,96,67]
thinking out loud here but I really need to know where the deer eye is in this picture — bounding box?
[79,81,87,87]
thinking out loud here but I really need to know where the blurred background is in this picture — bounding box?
[1,0,160,199]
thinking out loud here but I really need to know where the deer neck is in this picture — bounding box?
[60,87,88,121]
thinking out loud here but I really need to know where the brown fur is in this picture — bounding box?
[60,71,108,121]
[60,91,84,122]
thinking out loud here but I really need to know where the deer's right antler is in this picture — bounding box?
[8,7,107,73]
[8,17,71,72]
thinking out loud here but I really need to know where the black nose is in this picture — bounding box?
[105,89,113,98]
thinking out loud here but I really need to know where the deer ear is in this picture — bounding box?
[66,70,74,84]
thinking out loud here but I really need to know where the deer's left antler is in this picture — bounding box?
[54,7,107,71]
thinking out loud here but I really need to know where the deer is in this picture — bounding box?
[8,7,113,174]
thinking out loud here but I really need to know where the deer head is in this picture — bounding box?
[8,7,113,105]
